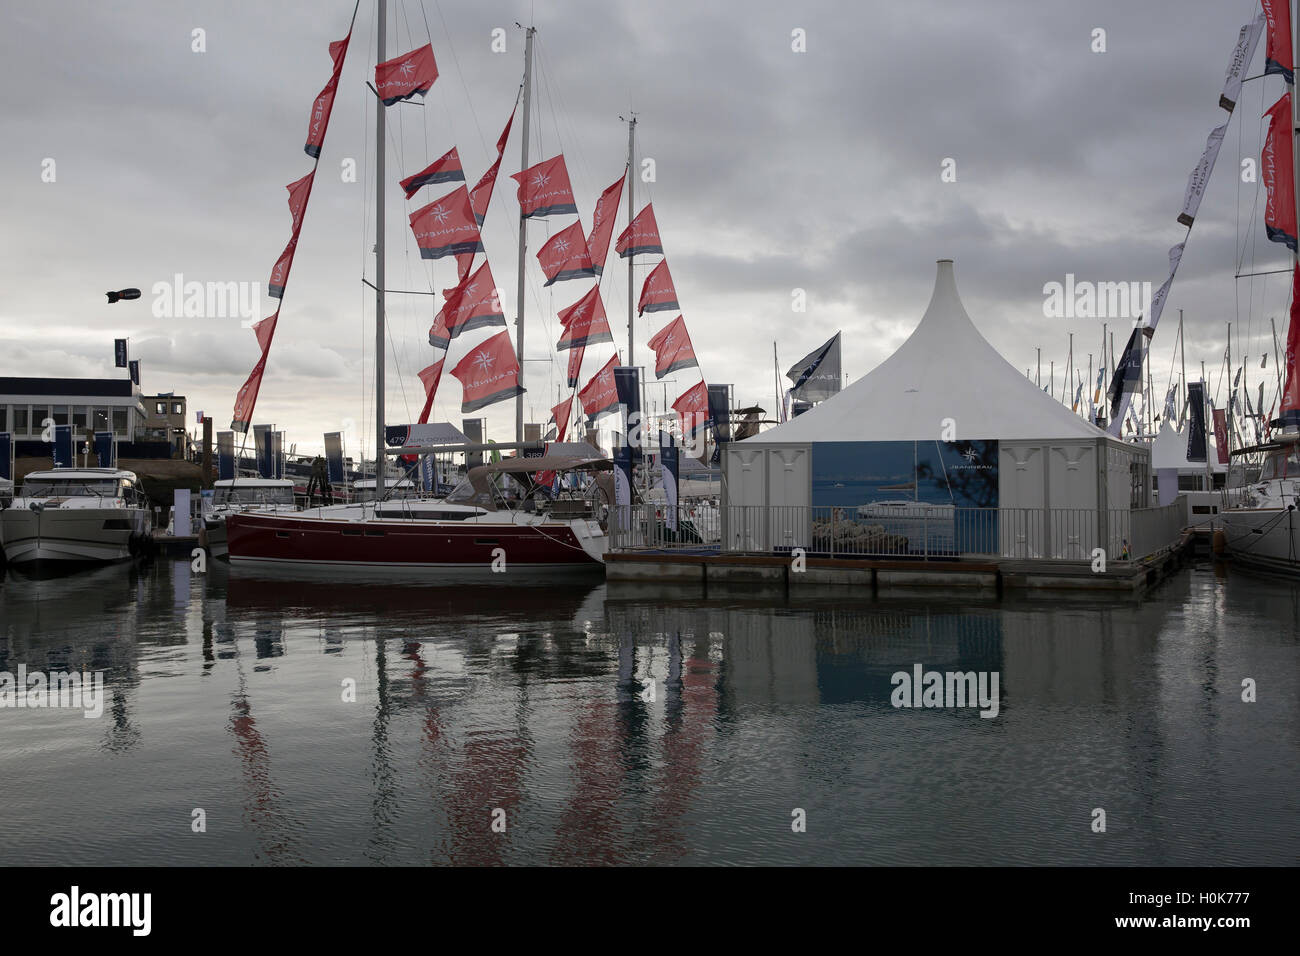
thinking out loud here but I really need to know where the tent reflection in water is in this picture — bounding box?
[728,259,1154,560]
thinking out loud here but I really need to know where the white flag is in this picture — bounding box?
[1145,242,1185,336]
[1220,13,1265,112]
[1178,123,1227,227]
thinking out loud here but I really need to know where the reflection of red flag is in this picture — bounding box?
[1264,92,1297,252]
[1263,0,1294,81]
[416,358,445,424]
[304,33,351,157]
[578,355,620,419]
[566,343,585,388]
[537,221,596,285]
[268,234,298,299]
[638,259,679,315]
[437,261,505,339]
[253,312,278,354]
[1283,264,1300,416]
[409,186,484,259]
[557,286,613,350]
[286,171,315,232]
[551,396,573,443]
[511,154,579,218]
[587,172,626,276]
[231,352,268,433]
[400,146,465,199]
[450,330,525,412]
[673,381,710,440]
[375,44,438,106]
[647,315,699,379]
[615,202,663,258]
[471,105,516,225]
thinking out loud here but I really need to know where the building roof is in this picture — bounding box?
[746,259,1108,444]
[0,377,135,398]
[1150,419,1225,472]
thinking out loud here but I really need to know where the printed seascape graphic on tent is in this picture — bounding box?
[810,440,1000,554]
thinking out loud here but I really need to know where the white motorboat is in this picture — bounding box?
[1,468,152,566]
[1218,439,1300,575]
[202,477,299,559]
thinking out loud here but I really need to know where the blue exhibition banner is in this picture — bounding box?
[53,424,75,468]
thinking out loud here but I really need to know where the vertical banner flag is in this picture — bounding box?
[0,432,13,483]
[1263,92,1297,252]
[672,381,711,453]
[614,366,642,458]
[400,146,465,199]
[416,358,444,425]
[646,315,699,378]
[660,442,679,532]
[231,353,267,432]
[268,234,298,299]
[375,44,438,106]
[1280,264,1300,427]
[463,418,484,468]
[1178,122,1227,227]
[1143,242,1185,337]
[578,355,620,420]
[305,32,351,157]
[53,424,74,469]
[323,431,345,484]
[114,339,128,368]
[1212,408,1230,464]
[786,332,843,401]
[536,221,596,285]
[93,432,115,468]
[566,342,586,389]
[511,155,579,218]
[587,171,627,276]
[449,330,525,413]
[217,431,235,481]
[613,446,633,532]
[128,360,140,386]
[1107,327,1145,432]
[286,171,315,232]
[615,203,664,257]
[254,424,273,479]
[410,186,484,259]
[253,312,278,353]
[1262,0,1294,82]
[551,395,573,443]
[638,259,679,315]
[1221,13,1266,111]
[707,384,731,464]
[1186,382,1207,462]
[557,286,613,350]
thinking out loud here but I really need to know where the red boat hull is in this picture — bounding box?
[225,511,604,573]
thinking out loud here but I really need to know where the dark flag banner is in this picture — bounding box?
[707,383,731,465]
[53,424,74,469]
[638,259,679,315]
[786,331,842,402]
[660,442,680,531]
[254,424,274,479]
[1108,327,1144,423]
[615,203,664,258]
[1263,92,1297,252]
[557,286,613,351]
[614,366,642,458]
[578,355,620,420]
[416,358,444,425]
[1263,0,1293,82]
[375,43,438,106]
[93,431,115,469]
[400,146,465,199]
[217,431,235,481]
[450,330,525,413]
[128,360,139,386]
[1186,381,1206,462]
[409,186,484,259]
[647,315,699,379]
[114,339,128,368]
[0,432,12,482]
[537,221,596,285]
[511,155,580,219]
[304,32,351,157]
[587,171,626,276]
[323,431,345,484]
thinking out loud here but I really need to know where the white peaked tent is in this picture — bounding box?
[724,260,1152,557]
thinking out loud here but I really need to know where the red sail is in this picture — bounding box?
[551,396,573,443]
[416,358,445,424]
[450,329,525,412]
[566,343,586,389]
[1283,264,1300,418]
[428,307,451,350]
[286,171,315,233]
[304,33,351,157]
[470,104,517,225]
[231,352,268,433]
[252,312,278,354]
[1264,93,1298,252]
[578,355,620,420]
[615,203,663,258]
[268,233,298,299]
[1263,0,1294,81]
[557,286,613,351]
[437,261,506,339]
[375,43,438,106]
[638,259,679,315]
[400,146,465,199]
[409,185,485,259]
[672,381,710,441]
[537,221,596,285]
[511,154,579,218]
[587,172,626,276]
[647,315,699,379]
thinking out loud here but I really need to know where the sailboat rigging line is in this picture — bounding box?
[1236,268,1292,277]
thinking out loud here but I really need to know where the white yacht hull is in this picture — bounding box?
[1218,507,1300,575]
[1,507,150,565]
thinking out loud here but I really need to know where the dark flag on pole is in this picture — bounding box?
[614,366,642,460]
[128,360,140,386]
[114,339,128,368]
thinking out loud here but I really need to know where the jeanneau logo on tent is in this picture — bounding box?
[49,886,151,936]
[890,664,999,718]
[0,665,104,718]
[152,273,259,320]
[1042,274,1151,320]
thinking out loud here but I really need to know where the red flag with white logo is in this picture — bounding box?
[375,44,438,106]
[268,234,298,299]
[615,203,663,258]
[551,395,573,443]
[428,308,451,350]
[566,343,586,389]
[647,315,699,379]
[673,381,710,441]
[231,352,268,433]
[511,154,579,218]
[1264,92,1297,252]
[578,355,620,420]
[450,329,525,413]
[416,358,445,424]
[470,104,516,225]
[638,258,679,315]
[537,221,596,286]
[557,286,613,351]
[304,33,351,157]
[409,186,485,260]
[286,171,315,232]
[1263,0,1293,81]
[437,261,506,339]
[587,172,626,276]
[400,146,465,199]
[1282,264,1300,418]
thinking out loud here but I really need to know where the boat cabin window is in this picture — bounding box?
[1260,447,1300,481]
[23,478,122,498]
[215,485,295,506]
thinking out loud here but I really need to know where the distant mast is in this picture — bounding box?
[625,114,637,366]
[374,0,387,495]
[514,26,535,443]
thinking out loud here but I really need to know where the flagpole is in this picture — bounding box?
[515,25,535,444]
[374,0,387,498]
[772,341,781,423]
[626,115,638,366]
[1179,310,1188,428]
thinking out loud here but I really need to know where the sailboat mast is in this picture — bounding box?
[1179,310,1187,427]
[515,26,535,444]
[773,341,781,423]
[626,116,637,366]
[374,0,387,496]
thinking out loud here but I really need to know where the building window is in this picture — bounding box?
[156,402,166,415]
[33,406,50,432]
[93,408,109,432]
[0,406,7,432]
[52,405,68,426]
[172,403,183,415]
[112,408,127,436]
[14,407,29,435]
[72,406,87,429]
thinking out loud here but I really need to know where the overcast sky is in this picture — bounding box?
[0,0,1287,456]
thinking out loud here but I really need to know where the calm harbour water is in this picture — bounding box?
[0,557,1296,866]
